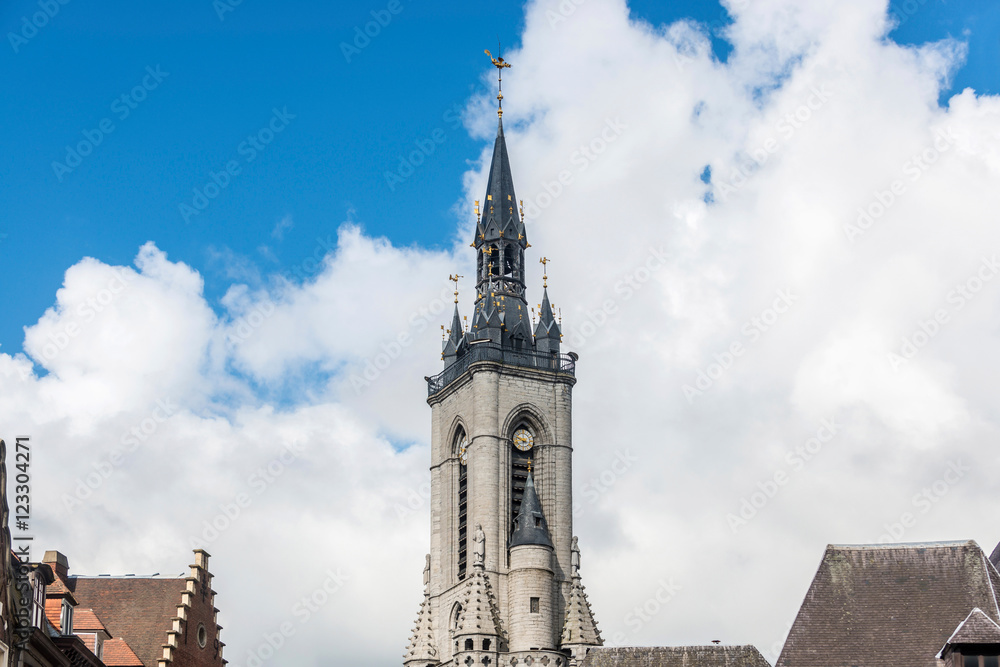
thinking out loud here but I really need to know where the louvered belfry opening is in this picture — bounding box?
[510,443,533,531]
[458,452,468,580]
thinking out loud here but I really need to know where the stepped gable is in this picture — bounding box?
[581,645,771,666]
[65,549,225,667]
[777,540,1000,667]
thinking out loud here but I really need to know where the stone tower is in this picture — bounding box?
[404,61,602,667]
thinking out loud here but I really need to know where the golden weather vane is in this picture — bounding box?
[539,257,550,288]
[449,274,463,304]
[485,45,512,117]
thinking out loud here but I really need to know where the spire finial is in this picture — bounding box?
[540,257,550,288]
[485,45,511,118]
[449,274,463,304]
[475,200,480,224]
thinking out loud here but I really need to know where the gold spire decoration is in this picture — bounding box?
[540,257,550,288]
[485,46,511,118]
[449,274,463,304]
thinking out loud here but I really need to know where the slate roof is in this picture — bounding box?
[509,470,552,548]
[777,540,1000,667]
[580,645,771,666]
[942,608,1000,649]
[68,577,188,667]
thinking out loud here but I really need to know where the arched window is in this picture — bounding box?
[465,639,474,651]
[503,244,514,276]
[483,638,492,651]
[510,425,535,529]
[456,429,469,580]
[478,249,484,281]
[451,603,463,633]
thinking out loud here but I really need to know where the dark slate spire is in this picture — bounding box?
[509,470,552,548]
[472,116,531,347]
[442,304,466,367]
[534,288,561,354]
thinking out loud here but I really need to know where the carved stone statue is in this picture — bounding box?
[571,536,580,577]
[423,554,430,589]
[474,523,486,566]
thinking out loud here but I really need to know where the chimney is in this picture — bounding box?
[43,550,70,581]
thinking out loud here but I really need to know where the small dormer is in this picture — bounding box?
[939,608,1000,666]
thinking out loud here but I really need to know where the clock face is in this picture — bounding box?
[512,428,534,452]
[459,436,469,465]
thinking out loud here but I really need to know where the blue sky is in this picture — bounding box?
[3,0,995,358]
[6,2,1000,664]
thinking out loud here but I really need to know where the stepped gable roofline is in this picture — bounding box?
[777,539,1000,667]
[581,645,771,666]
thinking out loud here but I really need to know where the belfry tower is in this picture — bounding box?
[404,52,602,667]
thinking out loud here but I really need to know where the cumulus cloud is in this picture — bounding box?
[3,0,1000,664]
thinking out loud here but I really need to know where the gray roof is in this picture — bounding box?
[777,540,1000,667]
[942,607,1000,649]
[476,117,525,249]
[581,645,771,667]
[509,471,552,548]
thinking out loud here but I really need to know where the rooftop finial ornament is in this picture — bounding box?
[448,274,463,304]
[485,45,511,118]
[540,256,550,288]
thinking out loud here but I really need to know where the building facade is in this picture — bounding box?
[404,73,601,667]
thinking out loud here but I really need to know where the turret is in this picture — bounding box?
[508,471,556,651]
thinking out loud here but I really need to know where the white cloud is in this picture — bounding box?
[4,0,1000,664]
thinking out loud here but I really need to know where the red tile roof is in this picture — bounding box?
[73,608,109,633]
[102,638,144,666]
[69,577,187,667]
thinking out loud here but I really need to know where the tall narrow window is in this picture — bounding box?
[457,430,469,580]
[503,245,514,275]
[510,426,535,529]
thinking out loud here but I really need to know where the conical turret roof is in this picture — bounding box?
[510,470,552,548]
